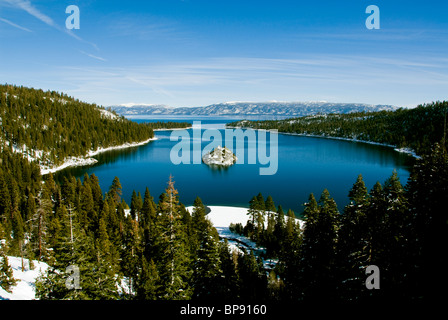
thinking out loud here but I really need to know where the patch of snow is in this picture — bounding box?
[40,157,99,175]
[99,108,118,120]
[394,147,420,159]
[187,205,304,264]
[0,256,49,300]
[40,137,157,175]
[87,137,157,157]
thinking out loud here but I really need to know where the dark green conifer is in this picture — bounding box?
[0,241,17,293]
[154,177,192,300]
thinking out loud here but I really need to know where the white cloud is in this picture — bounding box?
[3,0,99,53]
[4,0,55,27]
[79,50,107,62]
[42,54,447,107]
[0,16,32,32]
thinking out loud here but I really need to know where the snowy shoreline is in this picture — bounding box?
[40,137,158,175]
[153,126,192,131]
[227,126,420,159]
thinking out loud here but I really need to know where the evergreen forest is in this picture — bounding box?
[0,86,447,303]
[0,84,189,169]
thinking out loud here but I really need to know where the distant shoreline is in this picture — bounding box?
[153,127,192,131]
[280,132,420,159]
[226,125,420,159]
[40,137,158,175]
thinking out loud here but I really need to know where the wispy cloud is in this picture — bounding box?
[45,54,448,108]
[104,13,195,45]
[3,0,99,52]
[0,17,32,32]
[4,0,55,27]
[125,76,175,98]
[79,50,107,62]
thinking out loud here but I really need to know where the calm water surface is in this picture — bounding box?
[55,117,415,216]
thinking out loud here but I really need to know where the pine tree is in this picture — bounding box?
[406,143,448,300]
[337,174,370,301]
[120,215,141,298]
[192,219,222,299]
[135,257,160,300]
[88,174,103,215]
[284,209,296,242]
[296,190,339,301]
[247,195,259,236]
[264,208,276,256]
[237,249,267,299]
[140,187,157,260]
[6,178,24,256]
[379,171,409,298]
[272,205,285,257]
[95,218,113,266]
[0,240,17,293]
[216,239,239,299]
[0,169,11,221]
[154,176,192,300]
[191,197,207,233]
[31,191,52,261]
[140,187,156,229]
[130,190,142,220]
[79,181,95,231]
[256,193,266,212]
[190,196,206,257]
[36,205,120,300]
[265,195,276,213]
[107,176,122,205]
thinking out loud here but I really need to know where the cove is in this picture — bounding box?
[54,118,415,216]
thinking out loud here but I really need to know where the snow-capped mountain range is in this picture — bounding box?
[109,101,397,117]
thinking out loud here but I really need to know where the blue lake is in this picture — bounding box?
[55,117,415,216]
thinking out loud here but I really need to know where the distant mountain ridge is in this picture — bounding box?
[109,102,397,117]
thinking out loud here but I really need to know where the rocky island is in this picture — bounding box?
[202,146,237,167]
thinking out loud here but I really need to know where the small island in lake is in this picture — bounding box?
[202,145,237,167]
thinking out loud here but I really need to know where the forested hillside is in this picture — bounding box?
[0,84,155,169]
[1,85,447,302]
[230,147,448,302]
[2,145,446,301]
[228,101,448,156]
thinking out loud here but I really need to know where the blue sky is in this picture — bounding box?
[0,0,447,108]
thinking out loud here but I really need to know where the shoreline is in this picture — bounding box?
[226,126,420,159]
[153,126,192,131]
[40,137,158,175]
[281,132,420,158]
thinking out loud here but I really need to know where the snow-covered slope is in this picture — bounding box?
[0,257,49,300]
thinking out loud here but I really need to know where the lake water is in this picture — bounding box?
[55,117,415,216]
